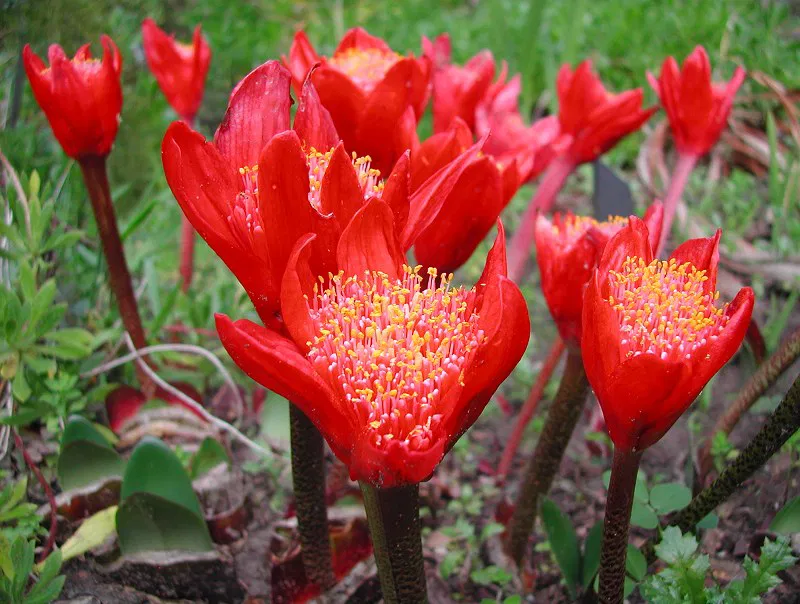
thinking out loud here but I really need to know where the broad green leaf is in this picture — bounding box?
[57,441,125,491]
[540,498,581,594]
[696,513,719,530]
[116,493,213,555]
[770,495,800,535]
[60,415,113,450]
[649,483,692,515]
[630,501,659,529]
[626,544,647,581]
[190,438,230,480]
[581,520,603,587]
[121,437,205,520]
[654,526,698,564]
[60,506,118,562]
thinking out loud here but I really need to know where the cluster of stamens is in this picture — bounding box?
[607,256,729,362]
[306,266,484,452]
[306,147,384,210]
[552,214,628,240]
[327,48,401,93]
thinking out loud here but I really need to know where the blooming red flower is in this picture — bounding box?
[410,118,522,273]
[535,204,663,348]
[163,60,479,331]
[555,60,657,165]
[216,220,529,488]
[475,66,563,182]
[422,33,495,134]
[282,28,430,175]
[141,18,211,124]
[581,218,754,451]
[647,46,746,158]
[23,36,122,159]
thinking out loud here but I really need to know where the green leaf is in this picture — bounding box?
[626,544,647,581]
[649,483,692,516]
[439,550,464,580]
[696,513,719,530]
[623,576,637,598]
[60,415,113,449]
[116,493,213,555]
[770,495,800,535]
[41,230,83,254]
[60,506,118,563]
[581,520,603,587]
[18,261,36,302]
[189,438,230,480]
[469,565,512,587]
[57,441,125,491]
[121,437,205,520]
[540,498,581,593]
[12,369,31,402]
[654,526,698,565]
[630,501,659,529]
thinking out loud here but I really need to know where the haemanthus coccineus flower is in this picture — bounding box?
[217,222,529,488]
[23,36,122,159]
[283,28,430,175]
[535,204,663,347]
[163,60,481,331]
[647,45,746,158]
[581,218,754,451]
[142,18,211,124]
[555,60,657,165]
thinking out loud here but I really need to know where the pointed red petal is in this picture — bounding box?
[294,72,339,151]
[337,199,404,280]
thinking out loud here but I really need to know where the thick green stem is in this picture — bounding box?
[78,156,150,389]
[289,404,335,590]
[507,349,589,564]
[360,482,427,604]
[598,447,643,604]
[698,327,800,481]
[676,374,800,533]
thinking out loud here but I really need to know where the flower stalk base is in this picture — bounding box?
[78,156,150,388]
[656,152,697,255]
[360,481,427,604]
[289,404,335,590]
[598,447,643,604]
[507,349,589,564]
[179,215,195,292]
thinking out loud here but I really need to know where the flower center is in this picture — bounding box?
[607,256,729,362]
[553,214,628,239]
[306,266,484,452]
[327,48,401,93]
[305,147,383,211]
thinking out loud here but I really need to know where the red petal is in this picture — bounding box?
[669,229,721,294]
[475,220,508,306]
[280,234,318,353]
[214,61,291,169]
[336,199,404,281]
[294,72,339,151]
[581,272,623,399]
[382,151,411,233]
[311,66,366,148]
[411,117,472,190]
[334,27,393,54]
[414,157,503,274]
[349,435,445,488]
[105,386,147,433]
[283,30,319,93]
[642,201,664,251]
[596,216,653,278]
[215,314,345,441]
[319,142,364,224]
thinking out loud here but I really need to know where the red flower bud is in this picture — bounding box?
[142,18,211,124]
[23,36,122,159]
[555,60,657,164]
[282,28,431,175]
[581,218,754,452]
[647,45,745,158]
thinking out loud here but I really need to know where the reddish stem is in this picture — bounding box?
[507,156,576,282]
[496,337,566,484]
[179,216,195,293]
[598,447,643,604]
[13,431,57,563]
[79,156,151,389]
[656,152,698,256]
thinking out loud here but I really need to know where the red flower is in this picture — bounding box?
[23,36,122,159]
[163,60,480,331]
[535,204,663,348]
[282,28,430,175]
[105,383,203,433]
[475,66,564,181]
[422,33,496,133]
[141,18,211,124]
[581,218,754,451]
[411,118,522,273]
[555,60,657,165]
[647,46,746,158]
[216,220,529,488]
